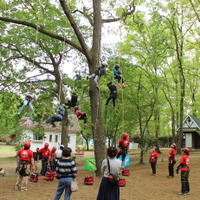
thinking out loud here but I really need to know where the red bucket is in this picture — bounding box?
[122,169,130,176]
[118,178,126,187]
[84,176,94,185]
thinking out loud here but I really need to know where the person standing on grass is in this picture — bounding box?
[15,141,34,191]
[96,146,122,200]
[38,143,51,176]
[149,147,158,175]
[167,143,176,178]
[176,148,190,196]
[54,147,77,200]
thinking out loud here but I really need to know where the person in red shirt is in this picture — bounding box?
[74,107,88,127]
[15,141,34,191]
[49,146,57,171]
[149,147,158,175]
[176,148,190,195]
[167,143,176,178]
[38,143,51,176]
[116,133,130,167]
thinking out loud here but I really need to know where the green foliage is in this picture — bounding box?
[132,134,156,147]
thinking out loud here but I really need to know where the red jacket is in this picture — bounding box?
[150,151,158,162]
[180,155,190,171]
[18,149,34,162]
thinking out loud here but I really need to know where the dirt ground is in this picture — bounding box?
[0,145,200,200]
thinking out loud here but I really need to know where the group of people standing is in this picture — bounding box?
[149,144,190,196]
[15,141,77,200]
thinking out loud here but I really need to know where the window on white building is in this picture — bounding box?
[55,135,58,143]
[49,135,52,142]
[33,135,42,140]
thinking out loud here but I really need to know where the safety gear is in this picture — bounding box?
[102,62,108,66]
[182,148,190,154]
[24,141,31,149]
[52,146,57,151]
[44,143,49,148]
[172,143,177,147]
[122,133,128,139]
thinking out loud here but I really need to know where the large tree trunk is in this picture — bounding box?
[88,0,106,176]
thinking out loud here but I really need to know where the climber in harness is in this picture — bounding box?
[15,141,35,191]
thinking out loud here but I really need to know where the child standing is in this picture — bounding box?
[54,148,77,200]
[168,143,176,178]
[114,65,125,88]
[176,148,190,195]
[17,88,36,120]
[149,147,158,175]
[105,82,118,108]
[87,63,108,89]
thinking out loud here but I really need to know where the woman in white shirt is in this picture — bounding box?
[96,146,122,200]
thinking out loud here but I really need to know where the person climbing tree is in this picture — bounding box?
[117,133,130,168]
[105,82,118,109]
[74,107,89,128]
[65,92,78,109]
[46,104,66,127]
[17,88,36,120]
[114,65,125,88]
[87,62,108,90]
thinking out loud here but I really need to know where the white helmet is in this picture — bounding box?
[102,62,108,66]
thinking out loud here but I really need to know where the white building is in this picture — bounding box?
[20,114,80,153]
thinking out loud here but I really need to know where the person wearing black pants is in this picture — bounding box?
[168,144,176,178]
[116,133,130,168]
[105,82,117,108]
[176,148,190,195]
[149,147,158,175]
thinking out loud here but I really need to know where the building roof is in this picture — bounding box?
[177,114,200,132]
[20,114,80,133]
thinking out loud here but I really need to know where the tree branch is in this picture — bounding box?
[59,0,91,62]
[0,16,84,54]
[189,0,200,22]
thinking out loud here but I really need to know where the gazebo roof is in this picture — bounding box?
[177,114,200,132]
